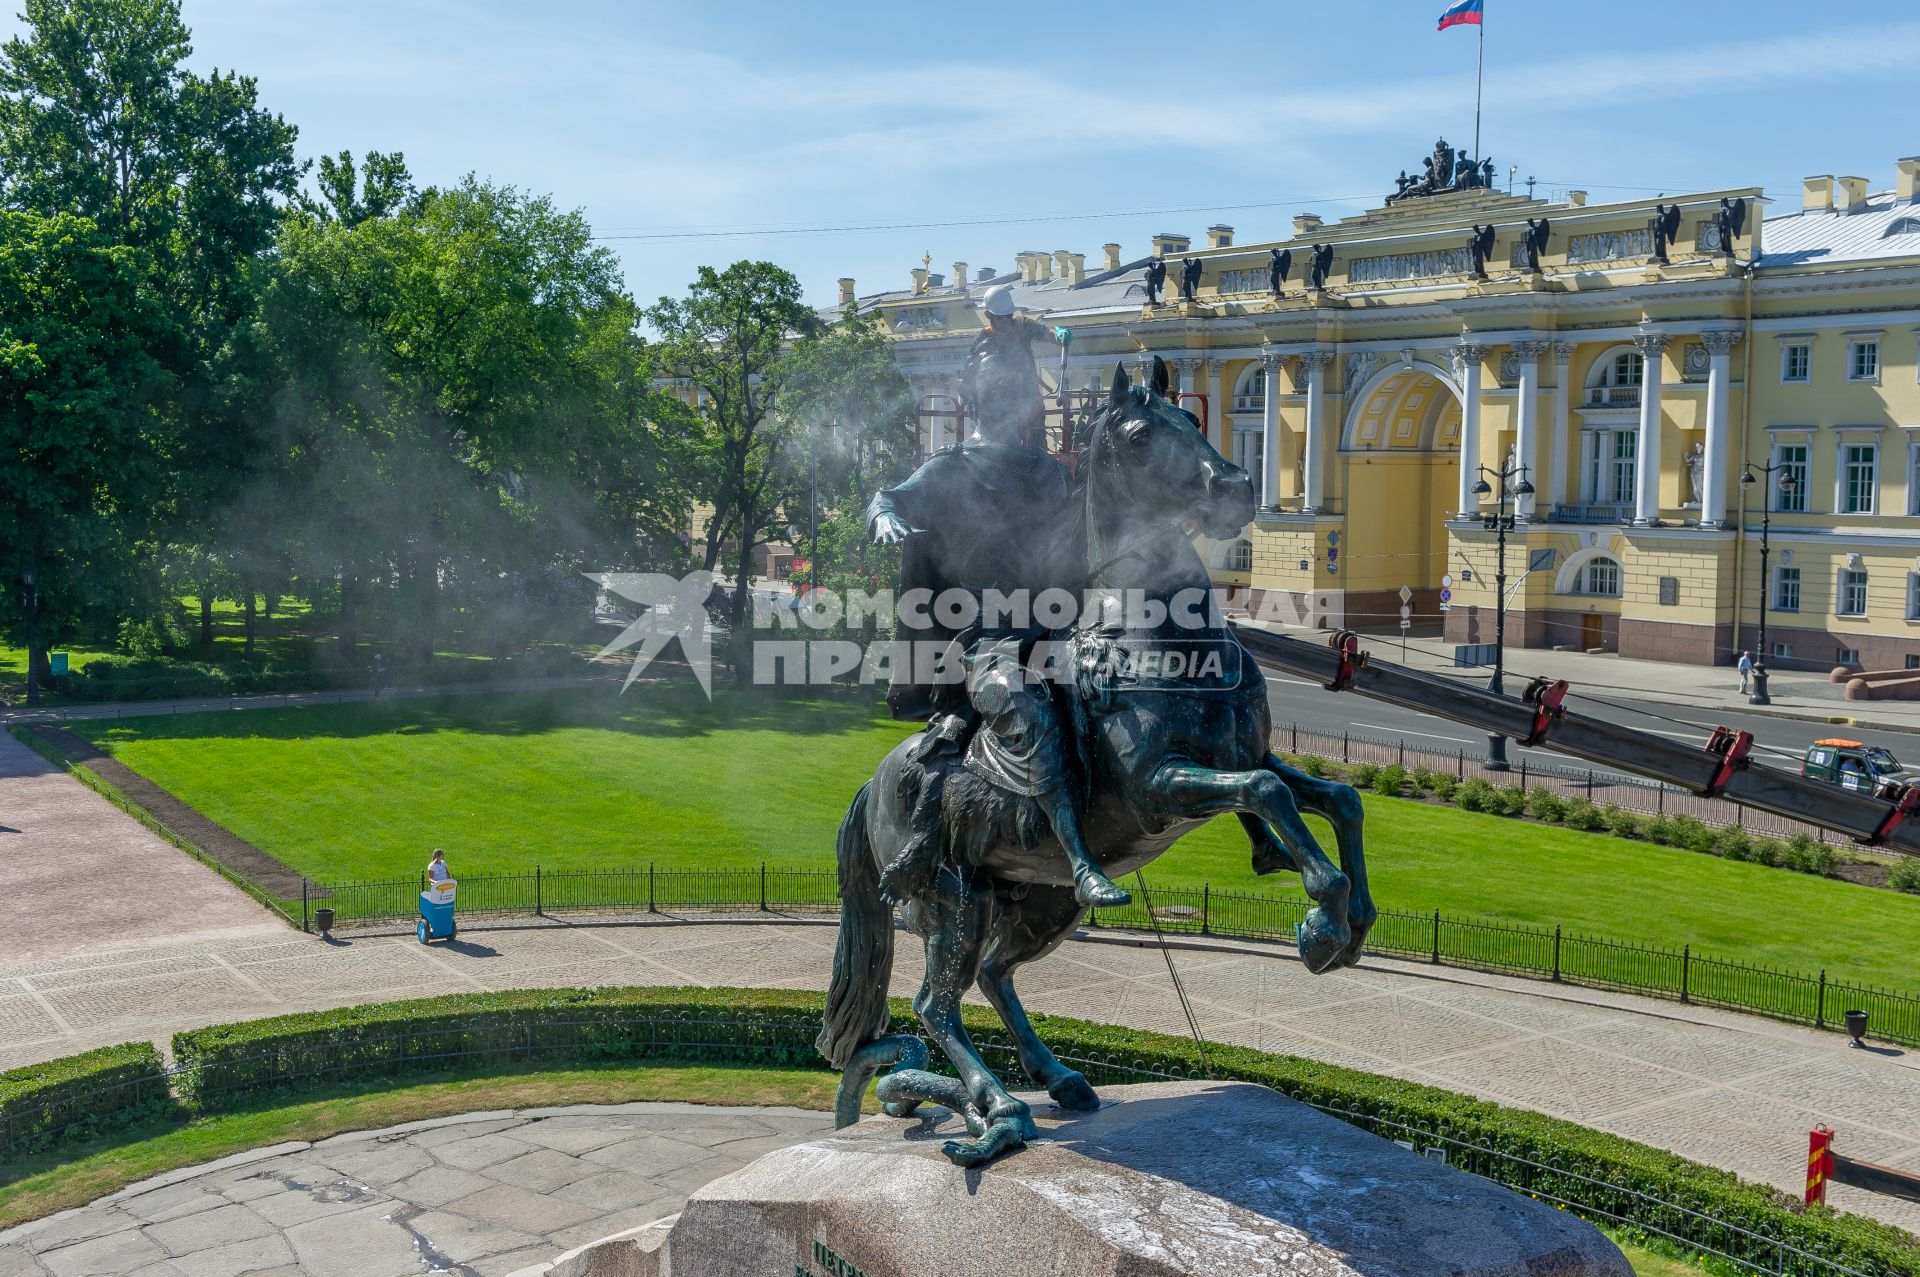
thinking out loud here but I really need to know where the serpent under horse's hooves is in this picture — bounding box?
[816,360,1376,1166]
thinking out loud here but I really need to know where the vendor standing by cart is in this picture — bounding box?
[427,848,450,883]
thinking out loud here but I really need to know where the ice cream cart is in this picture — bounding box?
[418,878,457,943]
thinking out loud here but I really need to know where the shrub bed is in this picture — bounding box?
[0,1042,171,1157]
[159,988,1919,1275]
[1277,752,1859,888]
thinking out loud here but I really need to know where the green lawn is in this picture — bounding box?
[71,685,1920,988]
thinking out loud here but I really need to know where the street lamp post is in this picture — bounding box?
[1740,461,1801,706]
[20,566,38,708]
[1472,462,1534,770]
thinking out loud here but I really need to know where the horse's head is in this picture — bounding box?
[1078,358,1256,569]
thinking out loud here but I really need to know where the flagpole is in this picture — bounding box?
[1473,8,1484,162]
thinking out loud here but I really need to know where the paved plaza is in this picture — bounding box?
[0,1102,832,1277]
[3,911,1918,1233]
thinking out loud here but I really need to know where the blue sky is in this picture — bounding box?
[12,1,1919,306]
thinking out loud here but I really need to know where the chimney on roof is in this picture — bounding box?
[1899,157,1920,203]
[1103,242,1122,272]
[1566,190,1587,207]
[1802,175,1833,213]
[927,272,945,288]
[911,265,928,295]
[1206,224,1234,249]
[1151,232,1190,256]
[837,277,855,306]
[1068,253,1086,284]
[1291,213,1323,236]
[1052,249,1072,281]
[977,265,997,281]
[1834,175,1870,214]
[1014,252,1036,282]
[951,263,968,291]
[1037,251,1054,281]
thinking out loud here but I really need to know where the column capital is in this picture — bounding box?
[1453,341,1491,360]
[1551,340,1577,365]
[1259,348,1283,370]
[1510,339,1553,361]
[1633,331,1674,355]
[1296,349,1336,372]
[1172,356,1205,375]
[1699,329,1744,356]
[1451,343,1489,379]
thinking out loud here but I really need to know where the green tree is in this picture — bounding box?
[0,212,173,685]
[646,262,823,641]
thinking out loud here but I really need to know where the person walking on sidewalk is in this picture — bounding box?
[1736,650,1754,694]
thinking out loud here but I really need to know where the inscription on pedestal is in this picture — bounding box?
[798,1238,876,1277]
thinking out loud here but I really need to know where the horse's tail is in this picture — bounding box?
[816,781,893,1071]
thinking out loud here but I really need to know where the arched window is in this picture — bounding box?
[1233,365,1267,412]
[1576,556,1622,596]
[1585,349,1644,407]
[1225,539,1253,572]
[1884,216,1920,239]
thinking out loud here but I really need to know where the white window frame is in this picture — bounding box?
[1773,441,1810,512]
[1232,428,1263,486]
[1847,337,1881,384]
[1579,557,1622,597]
[1581,429,1636,505]
[1225,539,1253,572]
[1908,571,1920,622]
[1773,565,1801,612]
[1837,568,1869,618]
[1780,341,1811,384]
[1837,442,1878,515]
[1909,440,1920,516]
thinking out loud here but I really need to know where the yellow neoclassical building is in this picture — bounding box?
[842,148,1920,672]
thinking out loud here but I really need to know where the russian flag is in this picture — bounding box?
[1437,0,1482,30]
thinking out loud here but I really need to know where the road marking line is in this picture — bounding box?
[1351,723,1472,744]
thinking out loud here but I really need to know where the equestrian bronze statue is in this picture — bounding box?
[816,351,1376,1168]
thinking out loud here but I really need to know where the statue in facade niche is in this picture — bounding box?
[1467,223,1497,279]
[1519,217,1552,271]
[1711,197,1747,256]
[1684,442,1706,505]
[1268,247,1292,295]
[1650,203,1683,264]
[1143,255,1167,305]
[821,357,1375,1168]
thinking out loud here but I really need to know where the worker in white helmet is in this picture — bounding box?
[959,285,1070,448]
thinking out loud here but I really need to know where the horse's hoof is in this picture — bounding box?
[1296,909,1350,975]
[1075,876,1132,909]
[1048,1071,1101,1112]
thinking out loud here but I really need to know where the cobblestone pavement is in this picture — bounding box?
[2,914,1917,1232]
[0,733,284,963]
[0,1102,831,1276]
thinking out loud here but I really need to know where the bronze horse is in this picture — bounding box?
[817,360,1376,1165]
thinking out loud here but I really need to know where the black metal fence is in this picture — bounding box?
[1274,721,1850,847]
[304,868,1920,1052]
[1,1009,1890,1277]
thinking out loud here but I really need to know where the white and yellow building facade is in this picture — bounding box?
[846,153,1920,671]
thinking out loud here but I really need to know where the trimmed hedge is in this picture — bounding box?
[0,1042,170,1157]
[167,987,1918,1275]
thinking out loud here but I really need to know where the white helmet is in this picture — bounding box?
[982,285,1015,317]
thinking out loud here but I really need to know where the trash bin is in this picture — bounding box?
[1844,1009,1869,1046]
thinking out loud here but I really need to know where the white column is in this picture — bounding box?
[1511,340,1550,520]
[1206,359,1226,451]
[1174,358,1200,401]
[1453,342,1488,516]
[1300,350,1335,513]
[1259,352,1282,509]
[1549,342,1574,512]
[1632,332,1672,525]
[1700,330,1742,528]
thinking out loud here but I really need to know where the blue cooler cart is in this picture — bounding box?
[418,878,457,943]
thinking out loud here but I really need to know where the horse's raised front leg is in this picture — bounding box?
[1144,760,1351,974]
[977,884,1100,1112]
[1265,754,1375,966]
[903,867,1037,1166]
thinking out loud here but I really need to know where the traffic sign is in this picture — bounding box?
[1439,587,1453,604]
[1399,619,1411,632]
[1399,604,1412,620]
[1438,603,1451,613]
[1398,584,1413,604]
[1440,573,1454,588]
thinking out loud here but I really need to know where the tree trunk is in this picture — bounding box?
[199,590,214,646]
[243,588,257,655]
[338,569,358,658]
[729,516,757,682]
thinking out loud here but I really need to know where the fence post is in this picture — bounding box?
[302,880,309,934]
[1201,883,1210,937]
[1658,786,1666,816]
[1343,733,1350,763]
[1457,749,1465,779]
[1431,909,1441,964]
[1519,759,1527,790]
[1586,770,1594,800]
[760,862,768,912]
[535,865,542,917]
[1681,944,1690,1004]
[1291,723,1298,753]
[1817,969,1827,1030]
[648,862,656,914]
[1398,740,1405,767]
[1553,925,1561,983]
